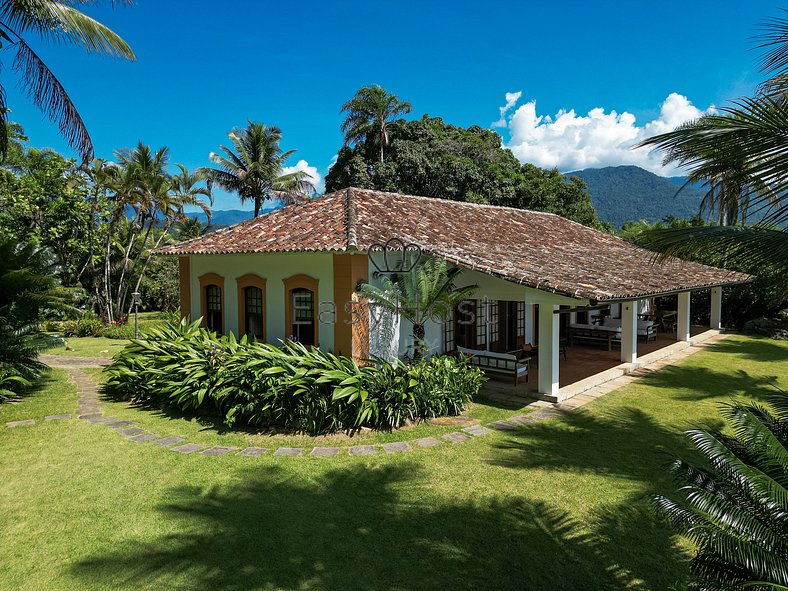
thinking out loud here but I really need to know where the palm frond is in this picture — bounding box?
[0,0,135,57]
[12,38,93,160]
[638,224,787,274]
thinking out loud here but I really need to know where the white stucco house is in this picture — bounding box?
[159,187,749,400]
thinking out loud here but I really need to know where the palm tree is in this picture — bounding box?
[0,0,135,161]
[175,216,207,240]
[199,121,314,217]
[655,389,788,590]
[340,85,412,163]
[123,163,212,316]
[636,16,788,279]
[358,257,476,359]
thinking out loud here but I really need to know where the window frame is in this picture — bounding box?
[283,274,319,347]
[198,273,225,333]
[236,274,267,340]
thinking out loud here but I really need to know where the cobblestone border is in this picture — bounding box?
[7,333,731,458]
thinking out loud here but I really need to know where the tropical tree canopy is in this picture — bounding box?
[327,114,607,229]
[0,0,135,161]
[340,84,412,163]
[358,257,476,359]
[199,121,315,217]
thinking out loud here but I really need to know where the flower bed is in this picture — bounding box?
[103,319,485,435]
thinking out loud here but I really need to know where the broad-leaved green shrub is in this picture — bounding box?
[103,319,485,434]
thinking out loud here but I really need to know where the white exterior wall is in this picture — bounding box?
[189,252,335,349]
[365,260,586,358]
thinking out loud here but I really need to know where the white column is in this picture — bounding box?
[710,287,722,330]
[621,300,638,363]
[677,291,691,342]
[524,302,534,345]
[538,304,560,396]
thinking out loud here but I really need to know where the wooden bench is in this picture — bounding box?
[457,346,529,386]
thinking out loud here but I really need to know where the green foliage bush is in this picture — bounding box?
[61,316,105,337]
[103,319,485,434]
[99,324,135,339]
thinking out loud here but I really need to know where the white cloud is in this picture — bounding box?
[491,91,523,128]
[281,159,324,194]
[496,92,714,175]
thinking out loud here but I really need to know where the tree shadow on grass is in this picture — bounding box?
[489,406,720,590]
[70,464,633,591]
[638,365,779,403]
[703,335,788,363]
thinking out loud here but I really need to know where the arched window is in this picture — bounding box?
[205,285,222,333]
[244,286,264,338]
[283,274,319,346]
[199,273,225,334]
[236,274,266,340]
[291,288,315,345]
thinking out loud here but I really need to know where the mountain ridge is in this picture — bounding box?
[568,165,706,228]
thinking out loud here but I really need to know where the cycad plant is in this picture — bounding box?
[655,390,788,590]
[358,257,476,359]
[0,236,69,399]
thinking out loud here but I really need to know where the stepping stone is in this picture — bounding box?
[118,427,145,436]
[488,420,518,431]
[44,414,71,421]
[348,445,377,456]
[530,409,559,421]
[462,425,493,436]
[78,413,102,420]
[507,415,537,426]
[200,446,238,456]
[171,443,203,454]
[152,436,185,447]
[6,419,34,427]
[273,447,302,457]
[237,447,268,457]
[107,420,137,429]
[411,436,443,448]
[127,433,161,442]
[310,447,340,457]
[381,441,410,453]
[443,432,471,443]
[86,416,117,424]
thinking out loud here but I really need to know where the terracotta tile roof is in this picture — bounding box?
[159,187,752,301]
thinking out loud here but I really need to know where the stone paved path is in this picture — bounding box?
[3,332,732,458]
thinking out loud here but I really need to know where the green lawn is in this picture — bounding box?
[1,334,785,590]
[45,312,172,358]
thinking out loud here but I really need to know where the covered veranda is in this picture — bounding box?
[475,287,727,403]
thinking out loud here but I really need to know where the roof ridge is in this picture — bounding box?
[345,187,358,250]
[343,186,562,219]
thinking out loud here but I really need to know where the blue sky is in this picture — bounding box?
[3,0,779,209]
